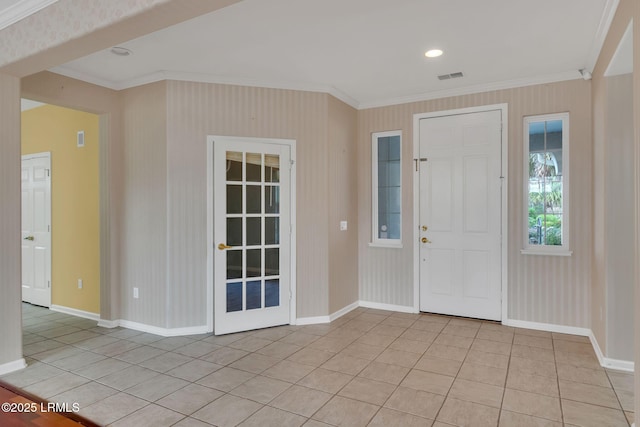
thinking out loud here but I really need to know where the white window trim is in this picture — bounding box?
[370,130,402,248]
[522,112,572,256]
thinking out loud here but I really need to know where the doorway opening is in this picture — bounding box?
[20,100,101,320]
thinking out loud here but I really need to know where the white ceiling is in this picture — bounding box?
[49,0,616,109]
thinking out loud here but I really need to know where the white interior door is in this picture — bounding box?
[213,138,292,334]
[22,153,52,307]
[418,110,502,320]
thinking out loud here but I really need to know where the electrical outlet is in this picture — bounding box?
[133,287,139,299]
[340,220,348,231]
[78,279,83,289]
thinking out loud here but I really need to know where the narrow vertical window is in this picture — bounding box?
[523,113,571,255]
[371,131,402,247]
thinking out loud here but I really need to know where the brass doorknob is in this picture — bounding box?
[421,225,428,231]
[421,237,431,244]
[24,236,34,241]
[218,243,233,250]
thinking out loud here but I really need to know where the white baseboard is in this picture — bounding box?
[588,330,606,367]
[503,318,591,336]
[95,318,208,337]
[0,358,26,375]
[50,304,100,321]
[295,315,331,325]
[602,357,634,372]
[359,300,418,314]
[330,301,359,321]
[505,319,635,373]
[97,319,119,328]
[117,320,209,337]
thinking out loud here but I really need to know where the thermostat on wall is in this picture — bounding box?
[77,130,85,148]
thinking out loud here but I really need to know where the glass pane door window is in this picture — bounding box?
[214,138,291,334]
[225,151,281,312]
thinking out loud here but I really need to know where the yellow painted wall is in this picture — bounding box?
[22,104,100,314]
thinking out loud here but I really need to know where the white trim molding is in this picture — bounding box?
[584,0,621,72]
[295,315,330,325]
[97,319,119,328]
[505,318,635,373]
[359,300,417,314]
[50,304,99,321]
[0,358,27,376]
[504,318,591,336]
[0,0,59,31]
[588,331,635,372]
[96,318,208,337]
[330,301,359,321]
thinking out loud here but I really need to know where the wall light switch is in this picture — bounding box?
[340,221,348,231]
[133,287,139,299]
[78,279,83,289]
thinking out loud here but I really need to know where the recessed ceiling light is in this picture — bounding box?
[425,49,443,58]
[110,46,132,57]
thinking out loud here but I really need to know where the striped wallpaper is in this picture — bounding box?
[358,80,593,328]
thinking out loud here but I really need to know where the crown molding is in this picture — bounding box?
[50,67,361,109]
[51,67,584,111]
[357,70,582,110]
[584,0,620,72]
[0,0,59,31]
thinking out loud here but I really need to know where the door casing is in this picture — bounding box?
[206,135,297,333]
[412,104,508,321]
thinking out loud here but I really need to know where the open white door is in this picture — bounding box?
[213,137,293,335]
[418,110,503,320]
[22,153,52,307]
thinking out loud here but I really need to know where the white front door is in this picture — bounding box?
[418,110,502,320]
[22,153,52,307]
[213,137,293,334]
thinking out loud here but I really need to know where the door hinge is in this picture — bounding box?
[48,281,50,288]
[48,225,50,232]
[46,169,50,177]
[289,159,295,170]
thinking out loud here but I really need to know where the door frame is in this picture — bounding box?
[412,104,508,321]
[206,135,297,333]
[21,151,52,307]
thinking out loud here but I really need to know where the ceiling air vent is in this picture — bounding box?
[438,71,464,80]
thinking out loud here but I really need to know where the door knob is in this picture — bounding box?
[218,243,233,250]
[24,236,34,241]
[421,225,428,231]
[421,237,431,244]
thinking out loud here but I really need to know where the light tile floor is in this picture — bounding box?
[1,303,634,427]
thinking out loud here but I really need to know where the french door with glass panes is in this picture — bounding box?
[213,137,292,334]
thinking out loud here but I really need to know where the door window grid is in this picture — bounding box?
[225,151,281,312]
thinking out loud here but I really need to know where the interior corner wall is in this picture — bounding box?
[0,72,23,368]
[358,80,593,327]
[21,104,101,314]
[120,82,168,328]
[165,81,331,326]
[328,95,359,314]
[590,0,637,363]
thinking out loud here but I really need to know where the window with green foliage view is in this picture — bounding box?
[524,113,569,253]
